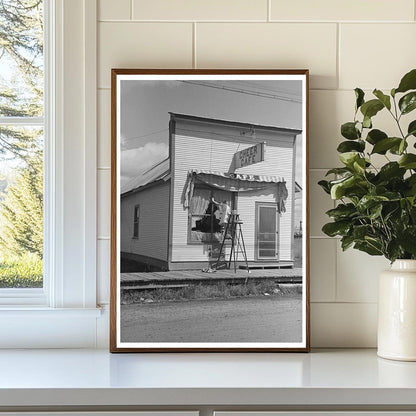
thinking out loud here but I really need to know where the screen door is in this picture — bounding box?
[256,203,279,260]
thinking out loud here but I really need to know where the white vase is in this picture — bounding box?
[378,259,416,361]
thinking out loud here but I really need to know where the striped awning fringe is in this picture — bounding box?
[187,168,284,184]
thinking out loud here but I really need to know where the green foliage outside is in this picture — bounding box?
[0,0,44,288]
[0,252,42,288]
[319,69,416,262]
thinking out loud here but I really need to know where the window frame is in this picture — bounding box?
[133,204,140,239]
[0,0,100,348]
[187,184,234,245]
[0,0,48,304]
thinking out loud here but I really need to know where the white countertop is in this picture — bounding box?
[0,348,416,408]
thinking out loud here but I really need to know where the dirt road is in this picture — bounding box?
[121,295,302,343]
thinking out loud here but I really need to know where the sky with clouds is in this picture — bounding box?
[119,79,304,226]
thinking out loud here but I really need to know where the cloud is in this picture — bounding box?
[120,142,168,186]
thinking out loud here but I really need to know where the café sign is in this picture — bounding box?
[234,142,265,169]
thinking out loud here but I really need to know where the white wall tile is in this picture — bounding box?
[271,0,414,22]
[311,302,377,347]
[340,24,416,90]
[97,239,110,304]
[310,239,336,302]
[309,170,334,237]
[98,0,131,21]
[98,22,193,88]
[98,89,111,168]
[133,0,268,21]
[98,169,111,238]
[196,23,338,89]
[336,245,389,303]
[309,90,348,169]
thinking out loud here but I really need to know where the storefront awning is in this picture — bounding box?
[183,169,288,213]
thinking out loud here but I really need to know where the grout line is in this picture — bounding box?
[97,236,111,240]
[336,23,340,90]
[97,19,416,24]
[98,167,111,170]
[333,228,338,302]
[267,0,271,22]
[192,22,197,68]
[311,301,378,305]
[130,0,133,20]
[308,168,334,171]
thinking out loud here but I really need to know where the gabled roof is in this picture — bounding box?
[121,158,170,196]
[170,112,303,136]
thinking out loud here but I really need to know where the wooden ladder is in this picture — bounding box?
[214,212,250,273]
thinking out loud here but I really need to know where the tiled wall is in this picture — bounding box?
[96,0,416,347]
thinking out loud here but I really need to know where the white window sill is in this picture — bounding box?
[0,307,104,348]
[0,306,102,317]
[0,349,415,410]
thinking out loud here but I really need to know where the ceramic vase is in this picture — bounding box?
[378,259,416,361]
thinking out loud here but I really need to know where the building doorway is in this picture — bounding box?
[256,202,279,261]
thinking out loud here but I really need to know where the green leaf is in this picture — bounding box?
[407,120,416,137]
[369,203,383,219]
[366,129,387,145]
[337,140,365,153]
[322,221,351,237]
[360,99,384,119]
[341,122,360,140]
[386,240,401,261]
[330,175,364,200]
[341,235,355,251]
[339,151,360,166]
[318,180,331,194]
[353,224,373,240]
[398,227,416,255]
[373,89,391,110]
[395,69,416,94]
[377,162,406,182]
[371,137,402,154]
[355,88,365,110]
[354,241,383,256]
[390,139,408,155]
[326,203,356,219]
[362,115,372,129]
[357,195,389,211]
[325,167,351,176]
[399,92,416,115]
[399,154,416,169]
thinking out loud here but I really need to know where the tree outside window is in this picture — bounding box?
[0,0,44,288]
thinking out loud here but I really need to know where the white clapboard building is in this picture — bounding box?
[120,113,301,271]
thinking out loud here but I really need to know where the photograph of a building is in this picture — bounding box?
[121,113,301,271]
[112,72,308,350]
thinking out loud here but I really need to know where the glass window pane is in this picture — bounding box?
[0,0,44,117]
[259,206,276,233]
[0,126,43,288]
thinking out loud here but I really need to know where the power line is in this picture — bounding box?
[123,128,168,142]
[181,81,302,104]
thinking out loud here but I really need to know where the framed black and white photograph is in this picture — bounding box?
[110,69,309,352]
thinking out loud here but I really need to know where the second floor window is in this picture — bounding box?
[133,205,140,238]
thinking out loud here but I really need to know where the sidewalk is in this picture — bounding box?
[121,268,303,289]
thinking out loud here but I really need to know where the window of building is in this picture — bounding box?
[133,205,140,238]
[0,0,44,290]
[189,185,233,243]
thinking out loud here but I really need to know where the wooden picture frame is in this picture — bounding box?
[110,69,310,352]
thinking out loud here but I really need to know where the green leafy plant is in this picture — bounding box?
[319,69,416,262]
